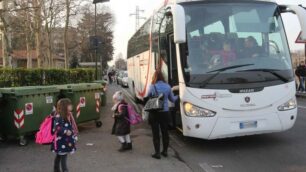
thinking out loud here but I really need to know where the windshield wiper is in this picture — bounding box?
[238,69,289,83]
[207,64,255,73]
[200,64,254,88]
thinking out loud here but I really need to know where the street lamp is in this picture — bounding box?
[93,0,109,80]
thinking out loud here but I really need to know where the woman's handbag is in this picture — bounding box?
[143,85,164,112]
[142,109,149,121]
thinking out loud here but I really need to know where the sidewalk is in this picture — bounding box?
[0,85,192,172]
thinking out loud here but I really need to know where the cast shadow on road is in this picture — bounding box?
[171,130,291,151]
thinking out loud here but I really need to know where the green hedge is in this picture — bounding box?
[0,68,95,87]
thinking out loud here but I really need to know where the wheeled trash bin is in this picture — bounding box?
[58,83,103,128]
[0,86,59,146]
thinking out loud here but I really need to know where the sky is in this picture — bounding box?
[103,0,306,64]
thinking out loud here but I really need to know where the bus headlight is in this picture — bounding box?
[184,102,216,117]
[277,98,297,111]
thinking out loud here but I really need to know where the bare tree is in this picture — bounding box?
[63,0,83,69]
[41,0,63,68]
[0,0,12,68]
[63,0,71,69]
[14,0,35,68]
[1,0,113,70]
[77,6,114,69]
[33,0,42,68]
[115,53,127,70]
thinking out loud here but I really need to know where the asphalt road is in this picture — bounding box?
[119,83,306,172]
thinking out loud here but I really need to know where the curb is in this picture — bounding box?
[296,93,306,98]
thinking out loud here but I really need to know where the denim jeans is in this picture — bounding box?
[298,76,306,92]
[54,154,68,172]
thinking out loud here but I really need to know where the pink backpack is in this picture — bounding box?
[35,115,55,145]
[120,104,142,125]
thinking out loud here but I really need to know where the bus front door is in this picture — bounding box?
[168,34,181,129]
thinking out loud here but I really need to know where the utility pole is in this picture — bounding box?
[130,6,146,31]
[93,0,109,80]
[94,3,98,80]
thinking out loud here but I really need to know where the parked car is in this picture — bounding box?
[116,71,122,85]
[121,72,129,88]
[117,71,127,86]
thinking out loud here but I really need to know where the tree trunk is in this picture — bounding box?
[64,0,71,69]
[26,34,32,68]
[47,32,53,68]
[34,0,42,68]
[43,0,55,68]
[0,0,11,68]
[25,5,32,69]
[1,27,11,68]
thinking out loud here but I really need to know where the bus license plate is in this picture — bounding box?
[240,121,257,129]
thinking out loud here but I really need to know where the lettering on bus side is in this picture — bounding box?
[201,92,232,100]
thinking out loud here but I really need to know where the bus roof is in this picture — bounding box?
[165,0,276,5]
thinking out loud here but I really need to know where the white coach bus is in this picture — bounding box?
[127,0,306,139]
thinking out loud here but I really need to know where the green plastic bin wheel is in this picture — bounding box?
[95,120,103,128]
[19,136,28,146]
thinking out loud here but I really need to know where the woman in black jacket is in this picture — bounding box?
[111,91,132,152]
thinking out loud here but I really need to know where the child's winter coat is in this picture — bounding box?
[111,100,130,136]
[51,114,77,154]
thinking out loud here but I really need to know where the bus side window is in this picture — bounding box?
[152,13,161,70]
[159,17,169,64]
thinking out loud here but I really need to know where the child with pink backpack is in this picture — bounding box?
[36,98,78,172]
[111,91,142,152]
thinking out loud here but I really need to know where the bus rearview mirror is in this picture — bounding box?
[288,5,306,41]
[172,4,186,44]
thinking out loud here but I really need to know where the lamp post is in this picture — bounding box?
[93,0,109,80]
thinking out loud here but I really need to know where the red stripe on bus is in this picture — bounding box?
[137,23,153,98]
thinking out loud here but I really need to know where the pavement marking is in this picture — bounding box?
[298,105,306,109]
[199,163,216,172]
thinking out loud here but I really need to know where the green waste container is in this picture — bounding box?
[93,80,107,107]
[0,86,59,146]
[58,83,103,128]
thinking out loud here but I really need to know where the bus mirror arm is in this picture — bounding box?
[284,5,306,40]
[171,4,186,44]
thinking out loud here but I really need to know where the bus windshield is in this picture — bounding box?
[181,2,294,89]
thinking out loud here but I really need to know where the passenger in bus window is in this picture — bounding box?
[220,40,237,66]
[240,36,262,58]
[209,40,236,68]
